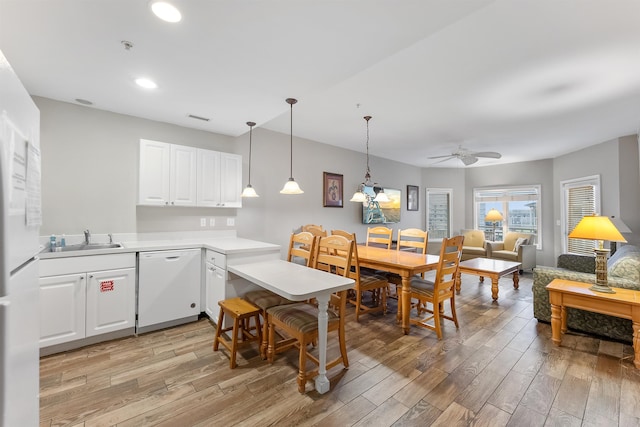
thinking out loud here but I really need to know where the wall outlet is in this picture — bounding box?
[227,217,235,226]
[200,218,206,227]
[209,218,215,227]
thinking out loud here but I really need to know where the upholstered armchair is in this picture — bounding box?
[486,232,536,271]
[460,229,487,261]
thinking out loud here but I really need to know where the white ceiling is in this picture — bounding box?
[1,0,640,167]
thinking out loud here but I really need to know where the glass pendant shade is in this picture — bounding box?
[241,121,259,198]
[349,190,367,202]
[373,191,389,203]
[241,184,258,198]
[280,178,304,194]
[280,98,303,194]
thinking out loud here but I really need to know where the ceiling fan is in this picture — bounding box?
[428,146,502,166]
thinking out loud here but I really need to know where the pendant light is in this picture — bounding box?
[280,98,304,194]
[241,121,259,198]
[350,115,388,203]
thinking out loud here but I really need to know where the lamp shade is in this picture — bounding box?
[568,214,627,242]
[485,208,504,222]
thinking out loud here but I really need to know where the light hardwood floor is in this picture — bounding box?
[39,273,640,426]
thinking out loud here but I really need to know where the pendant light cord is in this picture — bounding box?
[248,123,253,184]
[365,116,370,175]
[290,101,293,178]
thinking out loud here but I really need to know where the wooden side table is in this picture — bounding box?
[546,278,640,368]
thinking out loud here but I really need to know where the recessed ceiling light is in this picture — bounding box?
[135,78,158,89]
[150,1,182,23]
[75,98,93,105]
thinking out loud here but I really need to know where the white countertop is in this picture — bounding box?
[228,259,355,300]
[39,234,280,260]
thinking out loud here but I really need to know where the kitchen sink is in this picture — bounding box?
[47,243,124,252]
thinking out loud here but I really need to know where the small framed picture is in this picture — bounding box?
[407,185,419,211]
[323,172,343,207]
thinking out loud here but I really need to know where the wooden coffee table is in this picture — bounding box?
[456,258,521,301]
[547,278,640,369]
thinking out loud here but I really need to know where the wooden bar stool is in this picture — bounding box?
[213,297,262,368]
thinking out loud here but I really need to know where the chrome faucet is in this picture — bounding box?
[84,229,91,244]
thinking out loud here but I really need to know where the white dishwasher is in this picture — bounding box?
[137,249,201,334]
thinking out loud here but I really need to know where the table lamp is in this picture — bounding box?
[484,208,503,241]
[568,214,627,293]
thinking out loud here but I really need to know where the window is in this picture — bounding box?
[473,185,541,249]
[561,175,600,255]
[426,188,452,239]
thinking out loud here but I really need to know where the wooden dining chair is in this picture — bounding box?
[331,229,389,321]
[366,226,393,249]
[409,235,464,339]
[244,231,316,358]
[388,228,429,296]
[266,235,353,393]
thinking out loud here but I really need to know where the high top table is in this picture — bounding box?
[356,245,439,334]
[227,259,355,394]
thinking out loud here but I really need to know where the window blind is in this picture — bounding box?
[567,184,596,255]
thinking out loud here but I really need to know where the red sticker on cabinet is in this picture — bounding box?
[100,280,114,292]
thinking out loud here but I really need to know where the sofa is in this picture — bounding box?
[486,232,536,271]
[460,229,487,261]
[533,244,640,343]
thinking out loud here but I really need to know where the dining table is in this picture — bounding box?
[227,259,355,394]
[356,245,439,334]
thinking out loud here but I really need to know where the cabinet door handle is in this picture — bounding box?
[89,275,93,279]
[80,276,85,280]
[171,201,175,205]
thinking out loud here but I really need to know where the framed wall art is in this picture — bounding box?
[323,172,343,207]
[407,185,419,211]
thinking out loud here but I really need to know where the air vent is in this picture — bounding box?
[187,114,210,122]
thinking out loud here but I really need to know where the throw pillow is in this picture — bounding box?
[513,237,527,252]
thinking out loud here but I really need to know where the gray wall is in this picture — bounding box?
[463,159,555,267]
[35,96,640,263]
[36,97,424,254]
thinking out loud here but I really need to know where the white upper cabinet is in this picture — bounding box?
[139,140,240,207]
[169,144,197,206]
[219,153,242,208]
[197,149,221,207]
[138,139,171,205]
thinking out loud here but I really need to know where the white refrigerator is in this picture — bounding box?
[0,50,41,426]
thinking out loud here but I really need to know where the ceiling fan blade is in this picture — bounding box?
[461,156,478,166]
[427,154,455,159]
[431,157,455,164]
[472,151,501,159]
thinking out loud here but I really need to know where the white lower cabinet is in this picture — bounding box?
[39,273,86,346]
[85,268,136,337]
[205,262,226,323]
[38,254,136,349]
